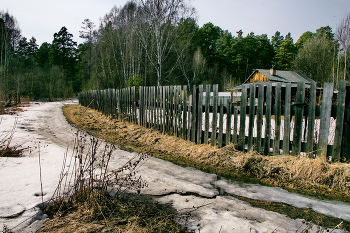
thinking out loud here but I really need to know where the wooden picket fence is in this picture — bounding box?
[78,80,350,162]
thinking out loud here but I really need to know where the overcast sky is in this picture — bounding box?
[1,0,350,46]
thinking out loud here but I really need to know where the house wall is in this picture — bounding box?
[249,72,269,82]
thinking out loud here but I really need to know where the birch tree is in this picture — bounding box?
[336,13,350,80]
[0,11,21,100]
[135,0,196,86]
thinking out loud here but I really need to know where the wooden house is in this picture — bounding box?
[227,69,316,105]
[244,68,314,85]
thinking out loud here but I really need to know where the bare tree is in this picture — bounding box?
[336,13,350,80]
[135,0,196,86]
[0,11,21,100]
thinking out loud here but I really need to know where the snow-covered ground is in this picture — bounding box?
[0,101,348,233]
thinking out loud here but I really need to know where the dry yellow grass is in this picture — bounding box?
[63,104,350,202]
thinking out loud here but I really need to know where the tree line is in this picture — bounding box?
[1,0,350,102]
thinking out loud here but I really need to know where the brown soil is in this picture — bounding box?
[63,104,350,203]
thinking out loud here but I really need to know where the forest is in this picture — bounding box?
[0,0,349,102]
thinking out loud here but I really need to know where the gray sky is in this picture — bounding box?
[1,0,349,46]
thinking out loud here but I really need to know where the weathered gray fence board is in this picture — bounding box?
[239,85,247,150]
[273,83,282,155]
[162,86,167,133]
[181,86,188,140]
[191,86,197,142]
[232,106,238,144]
[342,85,350,161]
[264,83,272,155]
[292,82,305,156]
[306,81,317,156]
[218,100,224,147]
[247,83,255,152]
[197,85,203,144]
[204,85,211,144]
[318,83,334,158]
[256,83,264,153]
[332,80,346,161]
[211,85,219,146]
[225,99,232,146]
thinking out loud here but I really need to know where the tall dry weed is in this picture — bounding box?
[0,117,25,157]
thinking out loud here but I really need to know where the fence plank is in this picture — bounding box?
[306,81,317,157]
[152,86,156,128]
[264,83,272,155]
[256,83,264,153]
[191,86,197,142]
[225,98,232,146]
[318,83,334,158]
[273,82,282,155]
[146,87,150,127]
[232,106,238,144]
[173,86,178,136]
[238,85,247,150]
[292,82,306,156]
[342,85,350,161]
[332,80,347,161]
[204,85,211,144]
[176,86,183,137]
[283,83,292,154]
[162,86,167,134]
[211,85,219,146]
[181,86,188,140]
[197,85,204,144]
[247,83,255,152]
[156,86,160,129]
[218,99,224,147]
[167,86,172,133]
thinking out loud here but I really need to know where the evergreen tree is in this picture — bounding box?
[271,31,284,50]
[274,33,297,70]
[295,31,314,49]
[50,26,79,93]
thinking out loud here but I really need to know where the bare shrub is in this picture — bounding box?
[49,130,148,202]
[0,118,25,157]
[39,131,186,232]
